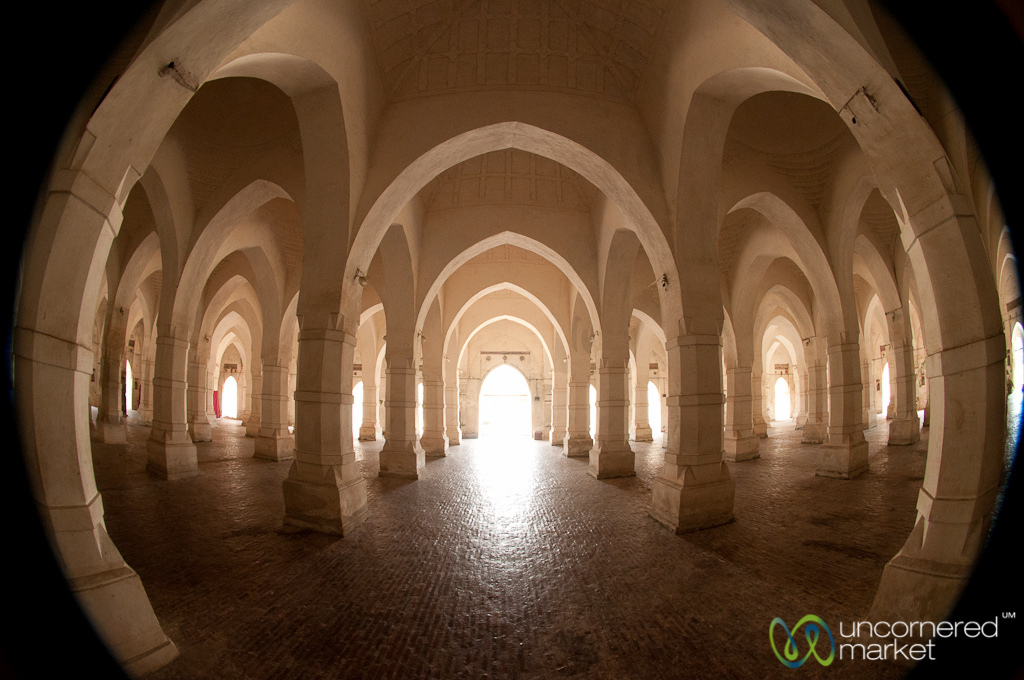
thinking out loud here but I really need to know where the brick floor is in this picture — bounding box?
[90,418,941,679]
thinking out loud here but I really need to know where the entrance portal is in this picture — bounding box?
[774,377,791,420]
[222,376,238,419]
[478,364,531,438]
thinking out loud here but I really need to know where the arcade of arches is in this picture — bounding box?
[12,0,1020,675]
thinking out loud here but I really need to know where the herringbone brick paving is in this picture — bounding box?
[91,418,940,679]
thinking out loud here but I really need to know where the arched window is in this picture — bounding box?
[222,376,238,419]
[479,364,531,438]
[774,377,791,420]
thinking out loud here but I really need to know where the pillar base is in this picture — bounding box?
[461,432,478,439]
[562,434,592,457]
[550,430,566,446]
[801,421,826,444]
[752,421,768,438]
[93,418,126,444]
[869,552,970,624]
[73,565,179,675]
[358,425,378,441]
[633,425,653,442]
[146,439,198,479]
[795,414,807,428]
[139,407,153,426]
[255,433,294,461]
[650,463,735,533]
[189,418,212,442]
[420,434,448,457]
[816,440,869,478]
[282,466,368,536]
[245,419,260,437]
[589,444,635,479]
[447,433,461,446]
[888,416,921,446]
[724,434,759,462]
[379,443,426,478]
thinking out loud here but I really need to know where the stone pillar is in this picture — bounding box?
[802,362,828,443]
[872,333,1004,623]
[590,358,635,478]
[139,357,154,425]
[817,343,869,478]
[534,378,551,439]
[862,358,877,429]
[550,380,567,446]
[650,333,734,533]
[13,326,179,674]
[283,325,367,535]
[359,381,379,441]
[146,333,199,479]
[443,383,460,445]
[95,343,126,443]
[420,378,448,456]
[245,371,262,437]
[633,367,654,443]
[379,351,426,477]
[750,371,768,437]
[563,376,592,456]
[186,356,212,442]
[255,361,294,461]
[888,340,921,445]
[795,368,808,428]
[724,366,759,462]
[461,377,480,438]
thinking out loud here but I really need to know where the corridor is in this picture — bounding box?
[93,419,925,679]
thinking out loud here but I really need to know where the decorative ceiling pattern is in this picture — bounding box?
[362,0,669,101]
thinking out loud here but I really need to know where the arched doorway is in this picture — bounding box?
[647,381,661,437]
[774,377,791,420]
[478,365,532,438]
[124,360,133,416]
[222,376,238,419]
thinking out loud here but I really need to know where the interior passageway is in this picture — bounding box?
[93,415,924,680]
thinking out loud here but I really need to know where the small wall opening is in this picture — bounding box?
[479,364,532,438]
[222,376,238,419]
[774,377,791,420]
[647,381,661,435]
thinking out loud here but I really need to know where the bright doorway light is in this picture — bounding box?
[881,363,891,418]
[479,365,531,438]
[774,377,791,420]
[647,381,661,435]
[352,381,363,439]
[124,360,133,413]
[222,376,238,418]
